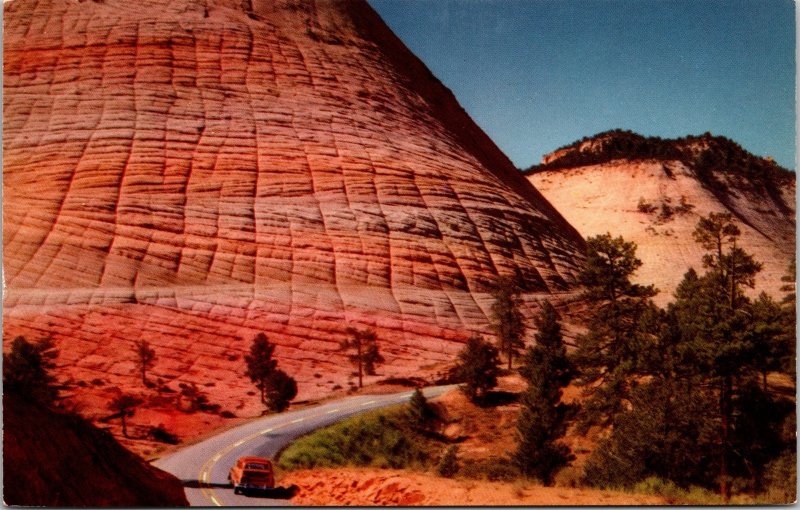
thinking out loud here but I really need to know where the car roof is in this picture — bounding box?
[239,456,271,463]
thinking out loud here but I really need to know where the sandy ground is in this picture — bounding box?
[281,467,667,506]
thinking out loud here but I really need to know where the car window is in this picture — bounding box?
[245,463,270,470]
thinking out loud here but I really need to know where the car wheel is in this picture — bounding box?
[234,487,241,495]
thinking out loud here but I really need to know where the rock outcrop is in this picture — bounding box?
[3,393,189,506]
[3,0,584,421]
[527,131,795,305]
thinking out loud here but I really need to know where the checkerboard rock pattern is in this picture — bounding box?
[3,0,584,408]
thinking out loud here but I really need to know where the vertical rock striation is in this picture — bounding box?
[3,0,584,411]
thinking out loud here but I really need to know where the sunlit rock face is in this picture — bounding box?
[3,0,584,413]
[528,132,795,306]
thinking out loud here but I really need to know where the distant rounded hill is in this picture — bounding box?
[3,0,584,418]
[528,130,795,304]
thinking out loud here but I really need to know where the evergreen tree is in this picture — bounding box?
[490,276,526,370]
[779,259,796,377]
[747,293,789,391]
[676,214,765,499]
[265,369,297,412]
[407,388,433,429]
[512,302,574,485]
[583,379,718,489]
[108,393,142,438]
[244,333,297,412]
[453,334,500,402]
[3,336,59,405]
[573,233,655,429]
[341,327,383,388]
[437,446,459,478]
[245,333,278,406]
[133,339,156,387]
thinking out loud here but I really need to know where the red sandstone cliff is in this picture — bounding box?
[3,0,584,423]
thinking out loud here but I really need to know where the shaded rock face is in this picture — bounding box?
[3,394,189,507]
[529,132,795,305]
[3,0,584,415]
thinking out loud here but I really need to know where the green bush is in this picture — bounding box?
[277,408,431,471]
[631,477,751,505]
[437,446,459,478]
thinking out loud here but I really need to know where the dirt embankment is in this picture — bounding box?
[282,467,667,506]
[3,394,188,507]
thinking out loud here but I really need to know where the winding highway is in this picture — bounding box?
[154,386,454,506]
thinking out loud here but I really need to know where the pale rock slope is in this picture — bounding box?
[3,0,584,420]
[528,131,795,305]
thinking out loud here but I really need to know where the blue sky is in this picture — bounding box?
[368,0,796,170]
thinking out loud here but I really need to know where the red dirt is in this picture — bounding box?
[282,467,667,506]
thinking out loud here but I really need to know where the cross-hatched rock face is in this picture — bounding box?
[3,0,584,411]
[530,155,795,306]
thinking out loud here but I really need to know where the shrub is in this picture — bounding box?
[453,335,500,402]
[632,477,729,505]
[277,408,430,471]
[149,424,179,444]
[637,198,657,214]
[406,388,433,429]
[437,446,459,478]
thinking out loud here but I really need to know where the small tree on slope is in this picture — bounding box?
[133,339,156,387]
[453,334,500,403]
[245,333,297,413]
[341,327,383,389]
[3,336,59,405]
[490,276,526,370]
[512,301,574,485]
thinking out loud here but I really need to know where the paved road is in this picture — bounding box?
[154,386,454,506]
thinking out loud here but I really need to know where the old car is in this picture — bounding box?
[228,456,275,494]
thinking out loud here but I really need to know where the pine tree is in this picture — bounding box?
[3,336,59,405]
[245,333,278,406]
[573,233,655,429]
[407,388,432,429]
[265,369,297,412]
[748,293,789,391]
[453,334,500,402]
[244,333,297,412]
[512,302,574,485]
[671,213,767,500]
[437,446,459,478]
[108,393,142,438]
[341,327,382,388]
[490,276,526,370]
[779,259,796,377]
[133,339,156,387]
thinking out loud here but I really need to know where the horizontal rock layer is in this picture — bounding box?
[3,0,584,411]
